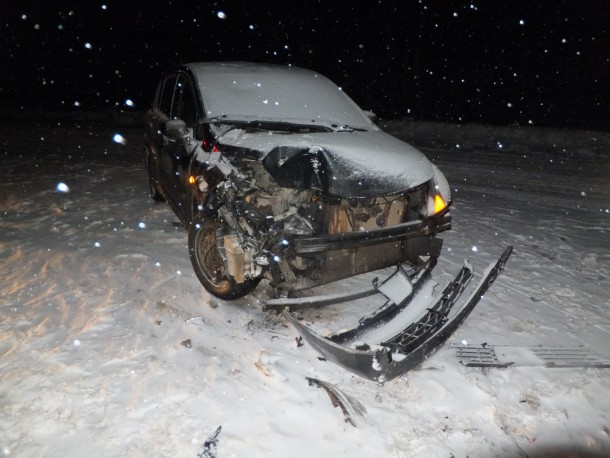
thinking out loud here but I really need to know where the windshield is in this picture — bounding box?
[188,62,376,131]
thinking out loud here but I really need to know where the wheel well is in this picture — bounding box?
[189,187,207,225]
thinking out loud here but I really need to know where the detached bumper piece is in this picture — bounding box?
[456,345,610,368]
[284,246,513,381]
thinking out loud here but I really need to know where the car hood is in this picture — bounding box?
[217,129,434,198]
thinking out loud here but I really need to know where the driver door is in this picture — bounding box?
[163,73,200,222]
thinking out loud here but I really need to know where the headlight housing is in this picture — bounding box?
[425,164,451,216]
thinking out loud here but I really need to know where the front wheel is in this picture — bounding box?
[188,217,259,300]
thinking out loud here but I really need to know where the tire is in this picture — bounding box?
[146,147,165,202]
[188,217,259,300]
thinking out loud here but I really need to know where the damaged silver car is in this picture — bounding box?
[145,62,452,299]
[145,62,511,381]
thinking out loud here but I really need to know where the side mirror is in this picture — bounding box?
[363,110,378,124]
[163,119,189,142]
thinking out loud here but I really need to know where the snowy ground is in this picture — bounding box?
[1,115,609,457]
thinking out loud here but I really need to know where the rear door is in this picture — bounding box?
[152,74,178,193]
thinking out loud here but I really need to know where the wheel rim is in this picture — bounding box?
[196,224,230,289]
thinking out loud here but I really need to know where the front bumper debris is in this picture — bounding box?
[283,246,513,381]
[292,212,451,254]
[306,377,367,427]
[456,344,610,368]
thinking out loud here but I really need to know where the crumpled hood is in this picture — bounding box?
[218,129,434,198]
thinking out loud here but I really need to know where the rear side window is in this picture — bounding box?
[153,82,162,109]
[158,75,178,116]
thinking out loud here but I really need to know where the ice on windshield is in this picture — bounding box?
[188,62,375,130]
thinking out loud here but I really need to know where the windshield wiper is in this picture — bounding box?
[248,120,332,133]
[203,117,367,133]
[204,118,332,133]
[330,124,368,132]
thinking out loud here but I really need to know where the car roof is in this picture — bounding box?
[184,61,374,129]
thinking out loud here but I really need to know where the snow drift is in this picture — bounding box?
[1,115,609,457]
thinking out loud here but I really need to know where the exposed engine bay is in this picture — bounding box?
[190,139,449,293]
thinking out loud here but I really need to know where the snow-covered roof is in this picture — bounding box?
[186,62,376,130]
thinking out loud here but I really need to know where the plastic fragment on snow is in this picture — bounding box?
[198,426,221,458]
[372,264,413,305]
[306,377,367,427]
[185,317,205,325]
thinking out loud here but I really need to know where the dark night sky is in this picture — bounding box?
[2,0,608,131]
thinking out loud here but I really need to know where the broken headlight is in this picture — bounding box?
[424,164,451,216]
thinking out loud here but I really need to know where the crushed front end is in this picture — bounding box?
[191,146,452,293]
[186,130,512,381]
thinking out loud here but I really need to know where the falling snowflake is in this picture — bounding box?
[56,182,69,193]
[113,133,126,144]
[217,11,226,19]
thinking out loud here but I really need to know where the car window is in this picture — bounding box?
[159,74,178,117]
[172,74,198,126]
